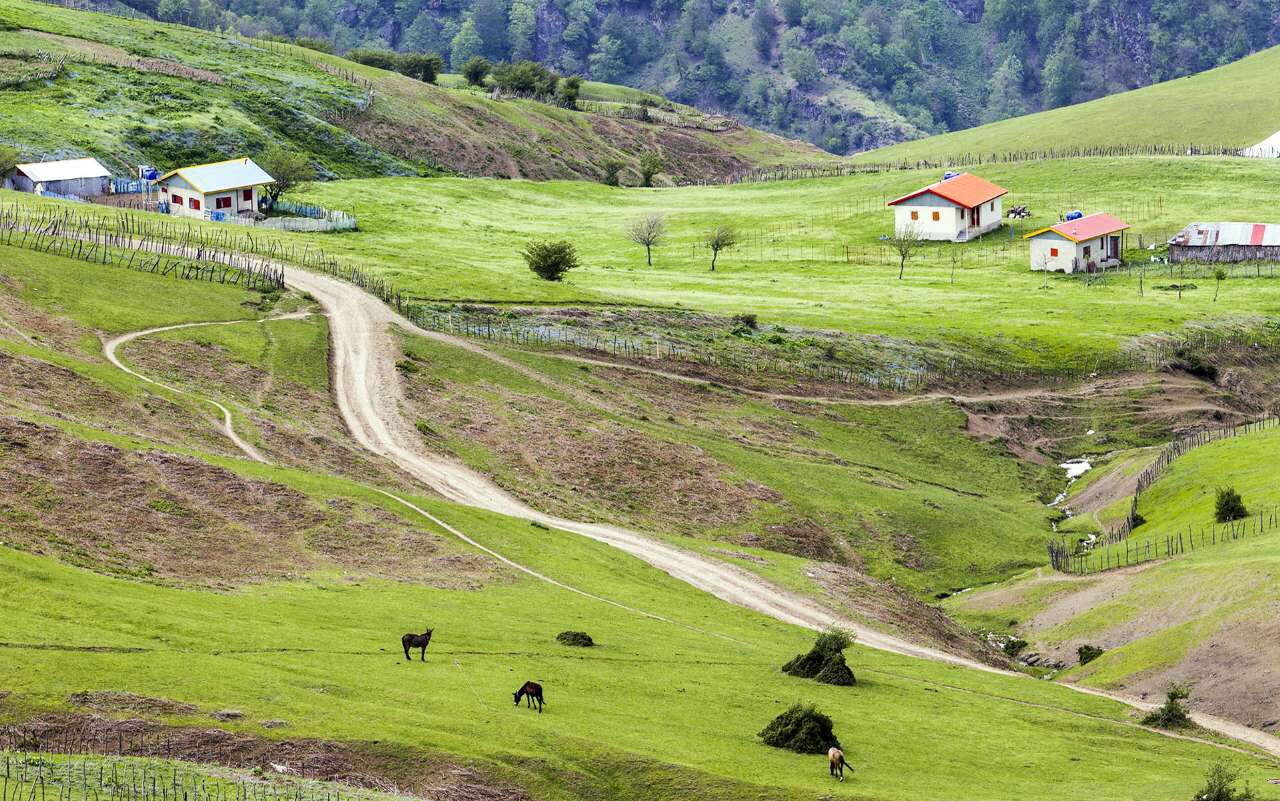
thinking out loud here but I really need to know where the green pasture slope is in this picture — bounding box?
[857,44,1280,164]
[294,156,1280,370]
[2,246,1279,801]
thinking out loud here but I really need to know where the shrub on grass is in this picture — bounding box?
[759,705,839,754]
[522,240,580,281]
[1077,644,1104,665]
[601,159,624,187]
[556,631,594,647]
[1193,760,1259,801]
[462,56,492,86]
[782,629,856,686]
[1215,487,1248,523]
[1142,682,1193,729]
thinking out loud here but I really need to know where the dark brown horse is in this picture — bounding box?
[401,629,433,661]
[513,681,544,713]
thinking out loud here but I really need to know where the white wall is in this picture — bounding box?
[895,204,963,240]
[1029,236,1079,272]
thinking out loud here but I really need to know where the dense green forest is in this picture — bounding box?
[103,0,1280,153]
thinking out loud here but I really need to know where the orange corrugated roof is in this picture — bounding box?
[887,173,1009,209]
[1024,213,1129,243]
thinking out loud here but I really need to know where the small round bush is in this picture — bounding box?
[1215,486,1248,523]
[1077,644,1104,665]
[556,631,594,647]
[522,240,580,281]
[759,704,840,754]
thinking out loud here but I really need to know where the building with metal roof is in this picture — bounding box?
[1024,212,1129,273]
[10,157,111,198]
[156,158,275,220]
[886,172,1009,242]
[1168,222,1280,263]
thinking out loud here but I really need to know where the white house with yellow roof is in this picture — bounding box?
[156,157,275,220]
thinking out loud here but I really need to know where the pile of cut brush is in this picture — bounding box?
[781,629,855,686]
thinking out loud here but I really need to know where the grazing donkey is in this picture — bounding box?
[513,681,544,713]
[401,628,433,661]
[828,747,850,782]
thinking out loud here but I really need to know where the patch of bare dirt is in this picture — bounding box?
[806,562,1010,668]
[2,714,531,800]
[67,692,196,716]
[0,417,503,589]
[741,518,838,561]
[403,378,774,535]
[122,336,410,488]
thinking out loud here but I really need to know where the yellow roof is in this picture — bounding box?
[157,157,275,194]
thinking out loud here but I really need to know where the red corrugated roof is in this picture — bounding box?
[1025,213,1129,243]
[887,173,1009,209]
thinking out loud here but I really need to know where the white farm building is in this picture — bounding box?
[1024,213,1129,273]
[886,172,1009,242]
[9,157,111,198]
[156,158,275,220]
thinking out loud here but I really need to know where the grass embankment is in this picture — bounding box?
[946,425,1280,733]
[398,332,1055,596]
[4,244,1279,799]
[0,0,826,182]
[857,44,1280,164]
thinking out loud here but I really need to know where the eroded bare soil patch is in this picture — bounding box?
[0,417,502,589]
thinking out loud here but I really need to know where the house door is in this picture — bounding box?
[1108,235,1121,259]
[969,207,979,228]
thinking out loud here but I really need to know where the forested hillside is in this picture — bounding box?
[92,0,1280,153]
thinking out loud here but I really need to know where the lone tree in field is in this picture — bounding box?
[888,223,925,280]
[1214,267,1228,301]
[522,239,580,281]
[626,214,667,265]
[258,146,315,205]
[462,56,492,86]
[704,224,739,271]
[638,151,663,187]
[1215,486,1248,523]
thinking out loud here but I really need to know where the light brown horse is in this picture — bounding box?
[828,747,850,781]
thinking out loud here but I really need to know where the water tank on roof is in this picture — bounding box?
[1065,210,1084,221]
[942,171,961,181]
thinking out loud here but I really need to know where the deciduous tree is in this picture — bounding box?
[704,224,738,271]
[258,146,316,204]
[626,214,666,265]
[888,223,925,280]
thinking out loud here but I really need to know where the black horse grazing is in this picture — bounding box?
[401,629,433,661]
[513,681,544,713]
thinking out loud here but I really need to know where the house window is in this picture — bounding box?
[172,195,183,206]
[1050,247,1059,258]
[910,211,919,221]
[216,196,232,209]
[1083,245,1091,258]
[160,186,168,194]
[190,198,201,211]
[931,211,941,221]
[990,202,995,211]
[242,188,253,202]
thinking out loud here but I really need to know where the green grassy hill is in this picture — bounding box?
[0,0,829,182]
[857,45,1280,164]
[3,244,1280,800]
[946,424,1280,735]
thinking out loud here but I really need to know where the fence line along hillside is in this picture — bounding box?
[1098,415,1280,546]
[0,751,405,801]
[0,203,283,290]
[729,143,1252,184]
[1048,504,1280,575]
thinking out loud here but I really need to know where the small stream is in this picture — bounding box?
[1049,458,1093,532]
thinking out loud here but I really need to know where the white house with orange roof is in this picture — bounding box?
[156,157,275,220]
[1024,213,1129,273]
[886,172,1009,242]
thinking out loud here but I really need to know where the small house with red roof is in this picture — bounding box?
[1024,213,1129,273]
[886,172,1009,242]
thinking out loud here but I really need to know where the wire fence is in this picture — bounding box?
[728,143,1257,185]
[1048,505,1280,575]
[0,202,284,291]
[0,751,399,801]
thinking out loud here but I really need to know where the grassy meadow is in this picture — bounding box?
[293,156,1280,369]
